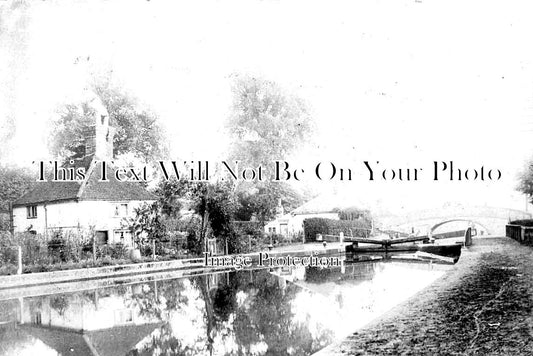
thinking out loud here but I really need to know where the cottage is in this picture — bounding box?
[12,97,156,246]
[18,289,163,356]
[264,193,371,238]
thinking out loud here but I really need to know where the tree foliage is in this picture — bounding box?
[131,202,167,247]
[49,81,167,162]
[151,178,237,255]
[226,74,313,167]
[0,165,35,212]
[0,165,35,230]
[94,82,168,161]
[518,160,533,201]
[234,181,305,224]
[226,74,314,222]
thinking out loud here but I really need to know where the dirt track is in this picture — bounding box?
[321,237,533,355]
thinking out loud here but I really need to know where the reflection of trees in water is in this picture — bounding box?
[49,294,69,316]
[0,326,36,356]
[130,270,334,355]
[0,299,19,322]
[127,323,199,356]
[44,283,164,319]
[124,279,189,321]
[305,263,378,284]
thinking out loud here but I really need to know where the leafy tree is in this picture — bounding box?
[518,160,533,201]
[152,178,237,255]
[0,165,35,230]
[49,81,167,162]
[226,74,313,166]
[0,165,35,211]
[154,178,189,218]
[183,181,237,254]
[234,181,305,224]
[226,74,314,222]
[94,81,168,161]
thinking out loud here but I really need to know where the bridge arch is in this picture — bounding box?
[430,218,491,235]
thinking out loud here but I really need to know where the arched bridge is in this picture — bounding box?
[375,204,531,236]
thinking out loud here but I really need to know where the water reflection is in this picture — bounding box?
[0,257,450,356]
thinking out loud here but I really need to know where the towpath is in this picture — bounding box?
[316,237,533,355]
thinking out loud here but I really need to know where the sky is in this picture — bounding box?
[1,0,533,211]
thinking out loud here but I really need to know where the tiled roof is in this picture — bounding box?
[80,161,157,201]
[291,193,370,215]
[12,180,83,206]
[13,157,156,206]
[21,322,163,356]
[21,325,94,356]
[86,322,163,356]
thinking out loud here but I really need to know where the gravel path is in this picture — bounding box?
[318,237,533,356]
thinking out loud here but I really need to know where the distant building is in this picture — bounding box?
[12,97,156,246]
[265,194,370,238]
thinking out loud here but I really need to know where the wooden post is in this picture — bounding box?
[464,227,472,247]
[13,202,22,274]
[8,202,14,237]
[202,209,209,254]
[152,239,156,260]
[92,235,96,264]
[44,203,48,239]
[17,245,22,275]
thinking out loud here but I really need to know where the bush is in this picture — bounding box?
[303,218,371,242]
[0,231,18,265]
[97,243,129,260]
[46,231,90,263]
[232,221,264,236]
[0,231,50,266]
[47,234,66,263]
[0,264,18,275]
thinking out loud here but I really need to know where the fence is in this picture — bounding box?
[506,224,533,245]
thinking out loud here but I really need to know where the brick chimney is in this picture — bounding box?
[84,97,115,160]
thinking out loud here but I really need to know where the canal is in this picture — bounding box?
[0,256,452,356]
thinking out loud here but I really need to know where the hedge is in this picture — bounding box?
[509,219,533,227]
[303,218,371,242]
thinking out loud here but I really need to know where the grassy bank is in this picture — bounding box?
[321,237,533,355]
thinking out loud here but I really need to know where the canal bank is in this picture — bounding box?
[0,242,348,291]
[317,237,533,355]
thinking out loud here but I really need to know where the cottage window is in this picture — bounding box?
[27,205,37,219]
[96,231,109,245]
[114,230,130,244]
[114,203,128,217]
[114,309,133,325]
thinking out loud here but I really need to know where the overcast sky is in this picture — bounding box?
[1,0,533,211]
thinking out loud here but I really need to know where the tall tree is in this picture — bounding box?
[49,81,168,162]
[226,74,314,222]
[226,74,313,167]
[518,159,533,202]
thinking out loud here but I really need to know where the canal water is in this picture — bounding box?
[0,257,451,356]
